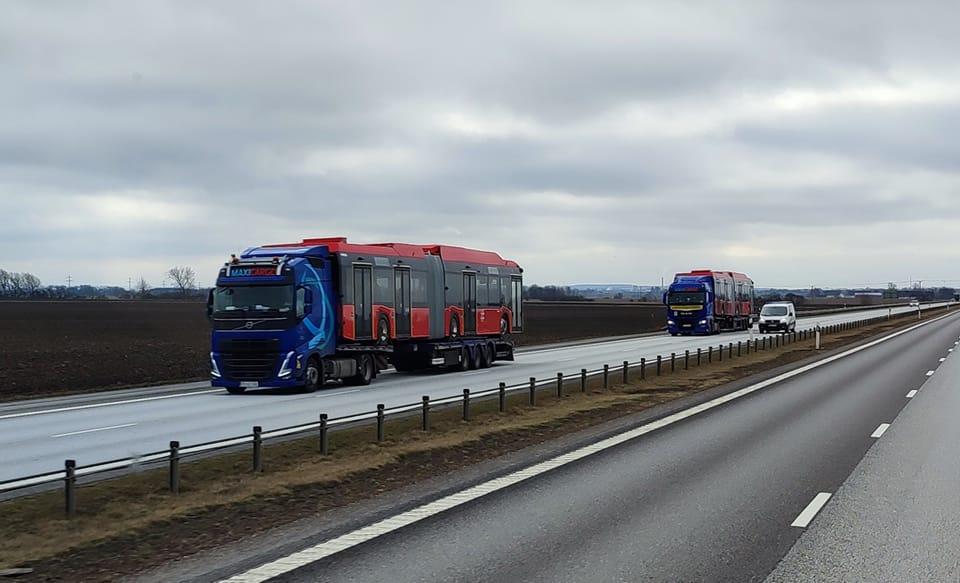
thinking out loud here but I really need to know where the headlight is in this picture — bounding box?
[210,352,221,378]
[278,351,296,378]
[698,319,707,325]
[667,320,675,325]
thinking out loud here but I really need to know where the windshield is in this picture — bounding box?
[762,306,788,316]
[668,291,705,304]
[214,285,293,314]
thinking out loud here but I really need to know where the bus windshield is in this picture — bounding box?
[668,291,706,305]
[214,285,294,314]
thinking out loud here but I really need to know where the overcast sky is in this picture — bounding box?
[3,1,959,289]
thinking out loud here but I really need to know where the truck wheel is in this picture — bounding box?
[466,346,480,370]
[347,354,374,386]
[304,357,322,391]
[453,347,469,371]
[376,317,390,345]
[226,386,246,395]
[479,343,493,368]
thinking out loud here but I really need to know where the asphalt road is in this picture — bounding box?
[222,308,960,582]
[0,303,947,484]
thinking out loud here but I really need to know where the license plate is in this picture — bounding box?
[240,381,259,388]
[682,324,692,328]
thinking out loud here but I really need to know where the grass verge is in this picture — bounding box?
[2,307,955,581]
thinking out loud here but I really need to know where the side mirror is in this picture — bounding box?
[206,289,214,319]
[296,287,314,319]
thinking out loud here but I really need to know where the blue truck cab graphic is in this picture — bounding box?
[208,245,336,393]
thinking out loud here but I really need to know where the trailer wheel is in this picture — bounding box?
[468,346,481,370]
[304,357,322,391]
[453,347,469,371]
[480,343,494,368]
[346,354,374,386]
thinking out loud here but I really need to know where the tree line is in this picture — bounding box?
[0,266,199,299]
[0,270,42,297]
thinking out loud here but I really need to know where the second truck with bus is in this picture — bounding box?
[663,269,756,335]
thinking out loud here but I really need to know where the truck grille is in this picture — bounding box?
[218,339,280,380]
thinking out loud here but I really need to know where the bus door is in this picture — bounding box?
[511,275,523,331]
[394,267,411,337]
[462,271,477,335]
[353,264,373,340]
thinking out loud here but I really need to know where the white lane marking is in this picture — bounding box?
[791,493,833,528]
[870,423,891,438]
[926,370,936,376]
[906,390,918,398]
[939,358,946,362]
[219,313,956,583]
[0,389,224,421]
[52,423,138,438]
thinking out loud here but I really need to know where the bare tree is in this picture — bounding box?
[8,273,24,297]
[166,266,196,296]
[0,269,10,297]
[136,276,151,298]
[21,273,41,295]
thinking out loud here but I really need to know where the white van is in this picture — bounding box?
[758,302,796,334]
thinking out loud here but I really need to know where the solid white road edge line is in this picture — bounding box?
[906,390,918,398]
[791,493,833,528]
[52,423,138,438]
[219,311,957,583]
[870,423,891,438]
[0,390,224,421]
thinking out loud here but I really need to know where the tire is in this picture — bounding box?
[479,343,493,368]
[467,346,481,370]
[376,316,390,346]
[449,315,461,339]
[346,354,374,386]
[303,357,322,391]
[452,347,469,371]
[759,326,766,334]
[226,386,246,395]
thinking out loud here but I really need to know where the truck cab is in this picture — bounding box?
[665,280,715,335]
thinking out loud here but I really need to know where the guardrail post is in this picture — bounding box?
[498,383,506,412]
[529,377,537,406]
[557,373,564,398]
[580,369,587,392]
[708,346,713,363]
[640,358,646,380]
[737,341,742,357]
[718,344,723,362]
[252,426,263,473]
[421,397,430,430]
[697,348,702,365]
[671,353,676,373]
[728,343,733,359]
[376,405,385,441]
[656,355,662,376]
[64,459,76,518]
[685,349,690,370]
[320,413,329,454]
[462,389,471,421]
[622,361,629,384]
[169,441,180,495]
[603,364,610,389]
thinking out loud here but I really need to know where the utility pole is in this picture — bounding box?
[66,275,72,288]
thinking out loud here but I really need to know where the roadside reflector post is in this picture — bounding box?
[603,364,610,389]
[421,397,430,431]
[462,389,470,421]
[656,355,662,376]
[580,369,587,392]
[376,405,385,441]
[557,372,564,398]
[169,441,180,495]
[815,326,822,350]
[252,426,263,473]
[64,459,76,518]
[685,349,690,370]
[498,383,506,412]
[640,358,646,380]
[622,361,629,384]
[529,377,537,406]
[671,352,676,373]
[320,413,329,454]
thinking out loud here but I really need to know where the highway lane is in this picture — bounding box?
[0,302,949,483]
[221,309,960,583]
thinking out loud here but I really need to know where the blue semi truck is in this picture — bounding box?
[208,237,523,393]
[663,269,756,335]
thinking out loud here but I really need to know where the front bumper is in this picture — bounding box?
[759,320,789,331]
[210,351,303,389]
[667,321,710,335]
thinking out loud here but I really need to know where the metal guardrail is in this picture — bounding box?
[0,303,950,514]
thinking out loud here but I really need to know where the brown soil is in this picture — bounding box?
[1,307,949,581]
[0,300,666,401]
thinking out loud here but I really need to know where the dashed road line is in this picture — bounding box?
[906,390,918,398]
[791,493,833,528]
[870,423,890,438]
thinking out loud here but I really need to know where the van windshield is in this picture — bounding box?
[761,306,788,316]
